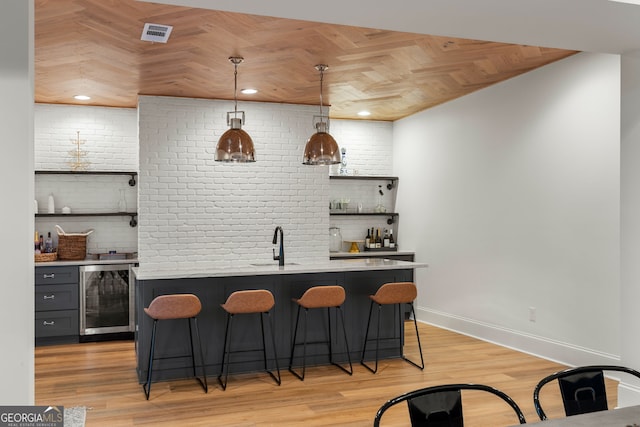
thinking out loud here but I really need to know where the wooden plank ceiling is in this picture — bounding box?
[35,0,577,121]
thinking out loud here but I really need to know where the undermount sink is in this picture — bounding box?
[250,262,299,267]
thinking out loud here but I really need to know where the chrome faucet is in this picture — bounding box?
[272,226,284,266]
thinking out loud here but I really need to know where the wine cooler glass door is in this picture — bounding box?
[79,264,135,335]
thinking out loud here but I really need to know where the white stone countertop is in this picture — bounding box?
[329,251,414,258]
[35,258,138,267]
[132,258,428,281]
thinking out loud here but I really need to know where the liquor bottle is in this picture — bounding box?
[383,229,390,248]
[45,232,53,253]
[34,231,41,254]
[370,228,375,249]
[365,228,371,249]
[39,234,44,252]
[376,228,382,248]
[389,229,396,249]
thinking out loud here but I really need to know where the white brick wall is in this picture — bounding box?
[34,104,138,255]
[327,119,397,251]
[35,104,138,170]
[328,177,399,251]
[329,119,393,176]
[33,102,396,264]
[137,96,332,268]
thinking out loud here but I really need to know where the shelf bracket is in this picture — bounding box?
[129,214,138,227]
[387,179,396,190]
[387,214,397,225]
[128,174,137,187]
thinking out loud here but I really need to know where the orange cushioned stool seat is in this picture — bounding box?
[142,293,208,400]
[289,285,353,380]
[218,289,281,390]
[361,282,424,373]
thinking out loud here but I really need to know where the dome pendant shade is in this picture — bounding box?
[303,64,340,165]
[302,122,341,165]
[216,117,256,162]
[215,56,256,162]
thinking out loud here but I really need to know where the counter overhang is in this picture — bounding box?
[132,258,427,281]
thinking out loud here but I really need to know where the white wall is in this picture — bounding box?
[620,50,640,404]
[0,0,34,404]
[34,104,138,254]
[138,96,335,268]
[394,52,621,366]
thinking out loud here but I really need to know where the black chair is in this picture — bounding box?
[373,383,526,426]
[533,364,640,420]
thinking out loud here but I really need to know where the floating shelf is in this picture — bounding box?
[35,213,138,227]
[35,171,138,226]
[35,170,138,186]
[330,212,398,225]
[329,175,398,190]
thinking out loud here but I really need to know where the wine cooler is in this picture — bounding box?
[79,263,135,337]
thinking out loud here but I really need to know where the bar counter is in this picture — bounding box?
[133,258,427,383]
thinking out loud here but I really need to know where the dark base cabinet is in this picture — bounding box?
[134,268,414,383]
[35,266,79,346]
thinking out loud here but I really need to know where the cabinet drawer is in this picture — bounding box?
[35,266,78,285]
[35,284,78,311]
[35,310,79,338]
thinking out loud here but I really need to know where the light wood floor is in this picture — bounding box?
[35,323,617,426]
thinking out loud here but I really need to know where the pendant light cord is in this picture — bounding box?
[315,64,329,122]
[229,56,244,119]
[234,61,239,115]
[319,66,324,117]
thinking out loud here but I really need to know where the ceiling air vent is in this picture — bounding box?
[141,23,173,43]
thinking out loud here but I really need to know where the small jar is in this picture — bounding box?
[329,227,342,253]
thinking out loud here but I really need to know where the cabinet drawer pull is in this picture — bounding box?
[43,321,55,326]
[43,274,55,279]
[43,295,55,300]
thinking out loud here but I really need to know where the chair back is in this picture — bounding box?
[144,293,202,320]
[533,364,640,420]
[373,383,526,426]
[221,289,275,314]
[371,282,417,305]
[295,285,345,309]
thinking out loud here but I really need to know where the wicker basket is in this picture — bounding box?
[57,234,87,260]
[35,251,58,262]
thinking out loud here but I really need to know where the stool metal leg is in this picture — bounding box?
[329,305,353,375]
[218,313,234,390]
[289,305,308,381]
[190,317,209,392]
[261,311,281,386]
[360,301,382,373]
[361,301,425,373]
[143,319,158,399]
[401,303,424,370]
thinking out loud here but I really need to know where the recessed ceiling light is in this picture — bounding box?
[74,95,91,101]
[357,110,371,117]
[241,88,258,94]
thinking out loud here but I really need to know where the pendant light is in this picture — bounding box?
[215,56,256,162]
[302,64,341,165]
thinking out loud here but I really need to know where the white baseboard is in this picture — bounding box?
[415,307,640,404]
[415,306,619,367]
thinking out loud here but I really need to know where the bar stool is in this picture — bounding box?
[361,282,424,373]
[142,293,208,400]
[218,289,281,390]
[289,285,353,380]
